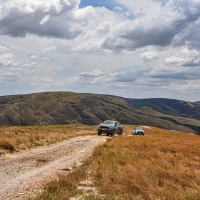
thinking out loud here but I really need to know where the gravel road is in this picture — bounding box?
[0,135,107,200]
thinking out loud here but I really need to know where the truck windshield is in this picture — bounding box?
[103,121,116,126]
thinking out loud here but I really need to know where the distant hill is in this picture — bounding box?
[195,101,200,105]
[0,92,200,134]
[129,98,200,120]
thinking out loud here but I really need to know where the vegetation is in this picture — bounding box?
[34,167,87,200]
[0,124,96,153]
[0,92,200,134]
[129,98,200,120]
[35,125,200,200]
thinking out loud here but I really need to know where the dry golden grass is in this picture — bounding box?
[0,124,96,154]
[0,138,15,152]
[91,125,200,200]
[34,163,90,200]
[34,125,200,200]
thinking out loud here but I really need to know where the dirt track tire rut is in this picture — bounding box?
[0,135,107,200]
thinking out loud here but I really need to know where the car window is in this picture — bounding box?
[103,121,116,126]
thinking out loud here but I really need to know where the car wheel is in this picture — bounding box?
[119,129,123,135]
[110,130,115,137]
[98,131,101,136]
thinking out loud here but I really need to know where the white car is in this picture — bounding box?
[132,127,144,135]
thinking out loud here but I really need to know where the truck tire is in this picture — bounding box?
[110,130,115,137]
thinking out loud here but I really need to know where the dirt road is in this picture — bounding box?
[0,135,107,200]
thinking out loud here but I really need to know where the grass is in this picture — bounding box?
[0,138,15,152]
[1,124,199,199]
[90,126,200,200]
[0,124,96,154]
[34,125,200,200]
[34,168,87,200]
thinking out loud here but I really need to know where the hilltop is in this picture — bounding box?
[0,92,200,134]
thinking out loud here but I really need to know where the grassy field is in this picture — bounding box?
[34,125,200,200]
[1,124,199,199]
[0,124,96,154]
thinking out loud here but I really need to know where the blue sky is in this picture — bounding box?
[0,0,200,102]
[79,0,118,10]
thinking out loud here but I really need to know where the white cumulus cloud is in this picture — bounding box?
[0,52,14,66]
[41,46,56,53]
[142,51,158,61]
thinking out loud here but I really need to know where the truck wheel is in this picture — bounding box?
[110,130,115,137]
[98,131,101,136]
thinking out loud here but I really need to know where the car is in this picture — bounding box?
[98,120,123,137]
[132,127,144,135]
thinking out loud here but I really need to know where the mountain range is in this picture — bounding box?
[0,92,200,134]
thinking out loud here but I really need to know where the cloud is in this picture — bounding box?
[79,69,106,77]
[65,69,115,85]
[164,47,200,66]
[41,46,56,53]
[1,0,200,53]
[149,70,200,81]
[1,71,20,82]
[31,76,54,86]
[30,54,38,61]
[0,46,38,82]
[65,68,146,87]
[73,7,124,51]
[0,44,9,52]
[102,1,200,51]
[1,0,200,101]
[40,15,51,25]
[0,45,15,66]
[0,52,15,66]
[79,0,118,10]
[142,51,158,61]
[167,79,200,91]
[21,62,37,69]
[164,56,185,65]
[0,0,81,38]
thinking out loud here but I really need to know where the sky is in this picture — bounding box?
[0,0,200,102]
